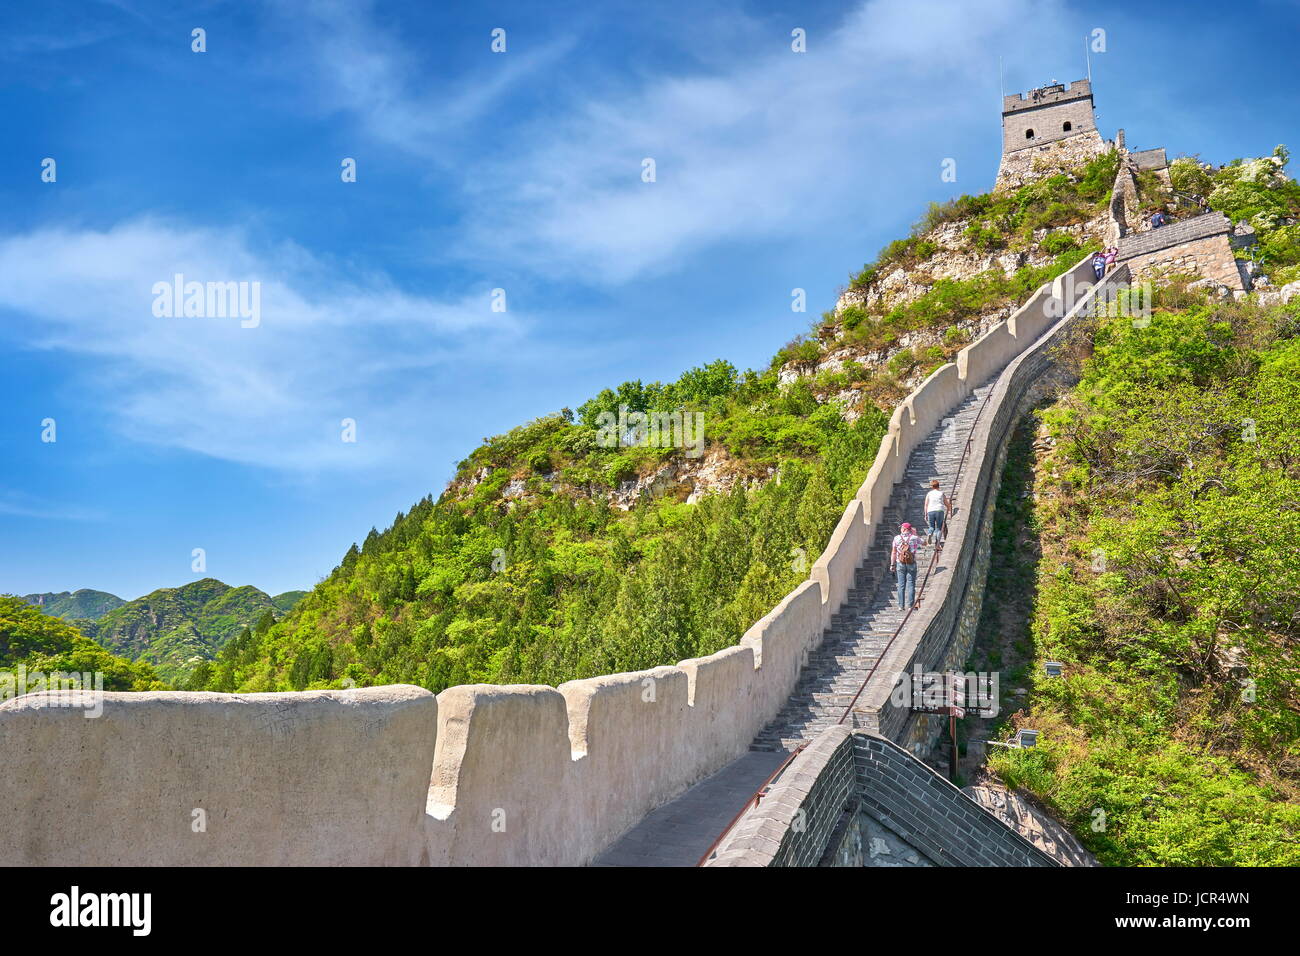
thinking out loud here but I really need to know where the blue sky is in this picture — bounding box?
[2,0,1298,600]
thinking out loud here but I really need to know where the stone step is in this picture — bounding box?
[747,384,993,750]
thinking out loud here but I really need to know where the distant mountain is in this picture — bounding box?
[20,589,124,621]
[22,579,306,684]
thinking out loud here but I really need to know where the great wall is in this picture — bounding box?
[1,79,1262,867]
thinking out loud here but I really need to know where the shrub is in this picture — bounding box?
[1041,232,1080,256]
[772,336,822,367]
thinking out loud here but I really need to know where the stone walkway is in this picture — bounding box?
[594,383,994,866]
[590,751,787,867]
[751,384,992,751]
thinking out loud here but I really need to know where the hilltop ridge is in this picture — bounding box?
[187,145,1137,695]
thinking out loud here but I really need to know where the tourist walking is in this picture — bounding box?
[890,522,923,611]
[1092,250,1107,281]
[923,480,949,549]
[1104,246,1119,275]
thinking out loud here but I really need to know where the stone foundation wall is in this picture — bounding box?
[851,734,1057,866]
[996,132,1110,192]
[1123,232,1244,291]
[710,730,1058,867]
[708,725,858,867]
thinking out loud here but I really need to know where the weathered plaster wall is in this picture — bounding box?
[0,686,437,866]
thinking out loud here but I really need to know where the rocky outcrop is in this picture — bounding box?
[1254,279,1300,306]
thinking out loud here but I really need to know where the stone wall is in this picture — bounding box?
[851,734,1058,866]
[1131,147,1168,171]
[708,729,1058,867]
[1118,227,1237,287]
[1116,211,1231,258]
[847,264,1130,755]
[1000,80,1097,155]
[0,254,1107,868]
[708,724,858,867]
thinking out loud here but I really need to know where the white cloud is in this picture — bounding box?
[0,219,522,472]
[296,0,1072,284]
[0,490,103,522]
[276,0,577,165]
[460,0,1072,283]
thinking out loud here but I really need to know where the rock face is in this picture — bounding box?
[779,208,1112,409]
[1255,280,1300,306]
[609,445,749,510]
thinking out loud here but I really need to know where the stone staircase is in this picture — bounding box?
[750,382,994,753]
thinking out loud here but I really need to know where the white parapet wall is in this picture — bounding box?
[0,686,437,866]
[2,252,1101,867]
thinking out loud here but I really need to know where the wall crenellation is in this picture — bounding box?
[0,255,1108,868]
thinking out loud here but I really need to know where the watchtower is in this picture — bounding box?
[1001,79,1097,153]
[996,79,1107,191]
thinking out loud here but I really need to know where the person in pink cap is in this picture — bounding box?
[889,522,923,610]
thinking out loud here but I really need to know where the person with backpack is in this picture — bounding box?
[923,480,949,549]
[890,522,923,611]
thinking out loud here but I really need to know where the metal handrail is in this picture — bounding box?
[694,743,806,867]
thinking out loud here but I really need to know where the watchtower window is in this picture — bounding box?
[1025,128,1034,140]
[1063,121,1073,131]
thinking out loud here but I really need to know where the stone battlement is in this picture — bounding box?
[1001,79,1093,116]
[0,254,1112,867]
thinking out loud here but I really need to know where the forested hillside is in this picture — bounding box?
[989,285,1300,865]
[0,596,163,692]
[188,154,1124,694]
[45,579,306,684]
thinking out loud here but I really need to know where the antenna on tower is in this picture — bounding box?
[1085,34,1092,82]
